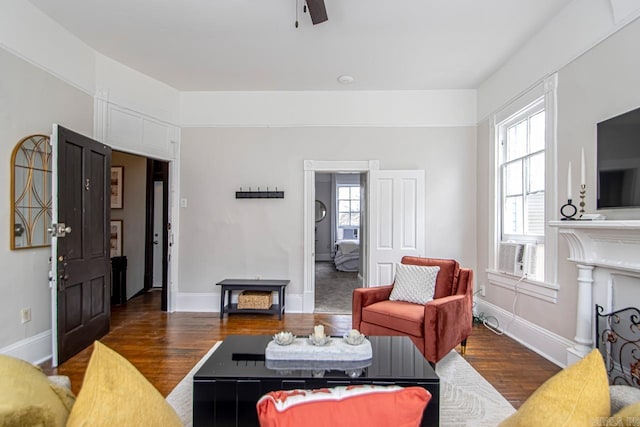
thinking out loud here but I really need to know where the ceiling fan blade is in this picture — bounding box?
[305,0,328,25]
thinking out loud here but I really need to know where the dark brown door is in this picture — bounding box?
[53,125,111,364]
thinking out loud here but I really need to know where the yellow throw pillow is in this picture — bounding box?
[66,341,182,427]
[499,348,610,427]
[608,401,640,427]
[0,354,73,427]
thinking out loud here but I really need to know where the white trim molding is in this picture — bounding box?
[0,330,52,365]
[486,270,559,303]
[94,94,182,312]
[475,299,572,368]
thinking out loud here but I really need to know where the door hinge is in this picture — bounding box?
[49,223,72,237]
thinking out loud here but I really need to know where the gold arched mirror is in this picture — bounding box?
[11,134,52,249]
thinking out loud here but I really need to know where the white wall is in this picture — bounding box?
[476,14,640,365]
[0,0,96,95]
[95,54,180,125]
[0,48,94,361]
[0,0,180,126]
[478,0,640,120]
[111,152,148,299]
[177,126,477,311]
[180,90,477,127]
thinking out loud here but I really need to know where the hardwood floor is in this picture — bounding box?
[42,289,560,409]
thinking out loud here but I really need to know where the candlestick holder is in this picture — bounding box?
[560,199,577,220]
[579,184,586,218]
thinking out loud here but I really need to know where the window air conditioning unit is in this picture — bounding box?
[498,242,537,277]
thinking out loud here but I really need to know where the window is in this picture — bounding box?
[499,100,545,242]
[489,74,558,301]
[497,99,546,281]
[337,185,360,227]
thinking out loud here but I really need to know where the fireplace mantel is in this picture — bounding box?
[549,220,640,364]
[549,220,640,273]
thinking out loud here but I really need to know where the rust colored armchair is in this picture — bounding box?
[352,256,474,365]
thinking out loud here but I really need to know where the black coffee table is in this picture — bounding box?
[193,335,439,427]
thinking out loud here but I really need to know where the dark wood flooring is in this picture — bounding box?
[42,289,560,409]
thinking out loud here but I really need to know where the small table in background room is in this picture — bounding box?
[216,279,289,319]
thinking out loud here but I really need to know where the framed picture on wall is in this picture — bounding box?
[111,166,124,209]
[110,220,123,258]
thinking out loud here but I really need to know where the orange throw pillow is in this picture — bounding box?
[256,384,431,427]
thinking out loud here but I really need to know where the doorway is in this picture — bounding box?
[303,160,378,313]
[314,172,364,313]
[144,159,169,311]
[304,160,425,314]
[111,152,169,311]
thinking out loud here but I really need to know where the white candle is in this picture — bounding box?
[567,162,572,200]
[581,148,585,186]
[314,325,325,338]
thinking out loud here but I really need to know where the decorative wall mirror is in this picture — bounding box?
[10,134,52,249]
[315,200,327,223]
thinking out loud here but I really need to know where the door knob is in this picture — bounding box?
[49,223,72,237]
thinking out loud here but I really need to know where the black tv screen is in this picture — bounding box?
[597,106,640,209]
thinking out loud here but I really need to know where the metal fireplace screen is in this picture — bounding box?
[595,304,640,389]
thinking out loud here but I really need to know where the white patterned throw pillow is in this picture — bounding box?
[389,263,440,305]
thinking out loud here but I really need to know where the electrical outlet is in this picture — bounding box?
[480,285,486,297]
[256,275,262,280]
[20,308,31,324]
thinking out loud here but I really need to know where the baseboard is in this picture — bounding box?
[0,330,52,365]
[173,292,305,313]
[475,299,573,368]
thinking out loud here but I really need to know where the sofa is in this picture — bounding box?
[2,341,640,426]
[499,349,640,426]
[0,342,182,427]
[352,256,473,365]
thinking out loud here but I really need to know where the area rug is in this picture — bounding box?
[314,262,360,313]
[166,342,515,426]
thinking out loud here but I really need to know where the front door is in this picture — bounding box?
[50,125,111,365]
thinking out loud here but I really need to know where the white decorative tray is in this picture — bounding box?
[265,337,372,362]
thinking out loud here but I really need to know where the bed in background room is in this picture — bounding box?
[334,240,360,272]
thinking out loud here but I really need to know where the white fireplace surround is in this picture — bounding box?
[549,220,640,365]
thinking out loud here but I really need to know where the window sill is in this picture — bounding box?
[485,270,559,303]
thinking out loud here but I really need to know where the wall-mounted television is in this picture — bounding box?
[597,106,640,209]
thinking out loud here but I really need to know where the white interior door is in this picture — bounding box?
[368,170,425,286]
[152,181,164,288]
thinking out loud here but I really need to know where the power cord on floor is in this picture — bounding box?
[473,293,503,335]
[474,311,503,335]
[473,273,527,336]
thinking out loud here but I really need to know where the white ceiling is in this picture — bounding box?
[28,0,573,92]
